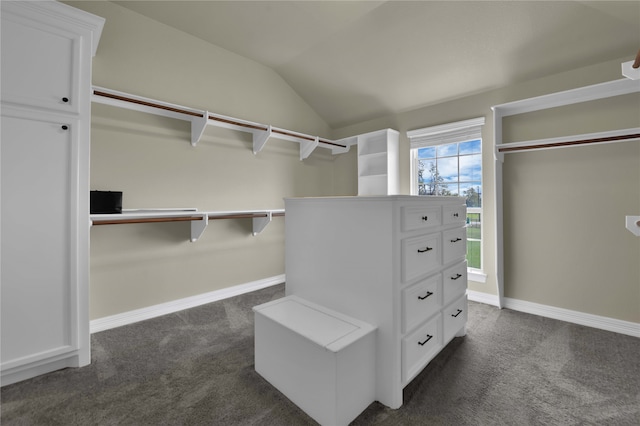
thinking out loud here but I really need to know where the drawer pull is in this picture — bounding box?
[61,125,69,130]
[418,334,433,346]
[418,291,434,300]
[421,215,428,221]
[450,237,462,243]
[453,213,459,218]
[417,247,433,253]
[451,273,462,280]
[451,309,463,318]
[62,97,69,103]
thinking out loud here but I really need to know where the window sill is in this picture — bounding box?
[468,269,487,283]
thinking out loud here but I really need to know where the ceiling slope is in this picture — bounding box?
[113,1,640,128]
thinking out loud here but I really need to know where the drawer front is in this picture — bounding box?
[401,205,442,232]
[443,295,467,343]
[443,228,466,264]
[402,274,442,333]
[402,314,443,383]
[443,204,466,225]
[402,233,441,283]
[442,261,467,305]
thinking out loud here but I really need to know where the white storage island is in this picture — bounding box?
[284,195,468,409]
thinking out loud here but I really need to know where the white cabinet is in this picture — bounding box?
[357,129,399,196]
[1,0,103,386]
[285,195,468,409]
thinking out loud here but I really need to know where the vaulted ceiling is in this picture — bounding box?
[112,1,640,128]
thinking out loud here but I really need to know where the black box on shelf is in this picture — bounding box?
[90,191,122,214]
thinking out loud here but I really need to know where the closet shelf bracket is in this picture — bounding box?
[625,216,640,236]
[253,125,272,154]
[300,137,319,161]
[331,136,357,155]
[252,211,272,236]
[191,113,209,147]
[191,214,209,242]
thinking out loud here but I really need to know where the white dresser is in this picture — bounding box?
[285,195,468,409]
[1,0,103,385]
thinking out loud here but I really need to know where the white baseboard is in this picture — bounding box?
[90,274,285,334]
[466,289,500,306]
[467,290,639,337]
[502,297,640,338]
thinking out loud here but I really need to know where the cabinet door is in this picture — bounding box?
[1,15,79,113]
[1,112,78,368]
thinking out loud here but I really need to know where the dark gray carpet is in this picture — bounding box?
[2,283,639,425]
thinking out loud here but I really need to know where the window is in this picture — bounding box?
[407,118,485,276]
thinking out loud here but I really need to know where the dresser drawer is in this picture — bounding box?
[402,233,441,283]
[443,295,467,343]
[402,274,442,333]
[443,228,466,264]
[402,314,442,383]
[401,205,442,232]
[443,204,466,225]
[442,261,467,305]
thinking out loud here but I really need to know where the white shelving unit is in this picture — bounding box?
[357,129,399,196]
[91,209,285,242]
[92,86,356,160]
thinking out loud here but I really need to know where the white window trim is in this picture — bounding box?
[408,117,486,277]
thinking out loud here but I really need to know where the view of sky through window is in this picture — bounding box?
[417,139,482,207]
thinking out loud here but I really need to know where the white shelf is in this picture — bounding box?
[357,129,399,196]
[90,208,285,242]
[91,86,356,160]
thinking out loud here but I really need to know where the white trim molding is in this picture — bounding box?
[467,291,639,337]
[90,275,285,333]
[407,116,485,149]
[503,298,640,338]
[467,289,500,306]
[468,270,487,283]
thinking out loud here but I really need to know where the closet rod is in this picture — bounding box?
[93,90,204,118]
[92,88,347,149]
[497,132,640,153]
[92,216,203,226]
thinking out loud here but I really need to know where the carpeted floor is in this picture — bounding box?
[1,283,639,425]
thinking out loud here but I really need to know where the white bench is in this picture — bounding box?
[253,295,377,426]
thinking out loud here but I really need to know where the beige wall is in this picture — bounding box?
[332,59,639,323]
[67,1,336,319]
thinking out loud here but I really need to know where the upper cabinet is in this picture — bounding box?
[1,17,78,113]
[357,129,400,196]
[1,1,103,114]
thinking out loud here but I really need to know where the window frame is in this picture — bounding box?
[407,118,486,282]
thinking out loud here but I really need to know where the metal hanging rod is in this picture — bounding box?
[497,131,640,154]
[91,216,203,226]
[93,89,204,118]
[91,86,351,156]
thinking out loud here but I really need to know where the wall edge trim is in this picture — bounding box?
[467,290,639,337]
[90,274,285,334]
[503,297,640,338]
[466,289,500,306]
